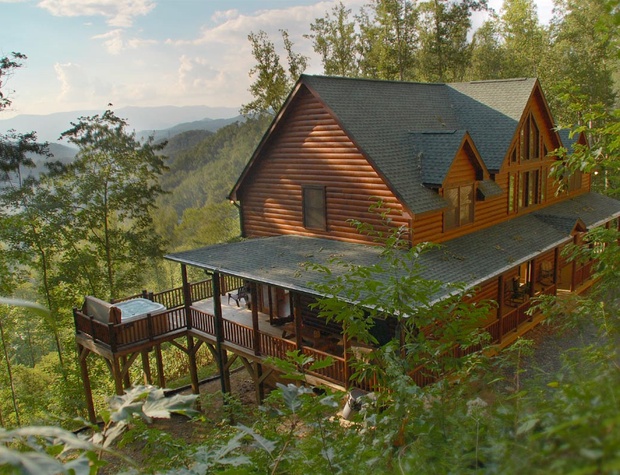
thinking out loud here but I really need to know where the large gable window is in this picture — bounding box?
[303,185,327,230]
[444,184,474,230]
[519,113,540,161]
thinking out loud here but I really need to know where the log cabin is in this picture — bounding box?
[74,76,620,421]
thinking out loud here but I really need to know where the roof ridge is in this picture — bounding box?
[301,74,446,87]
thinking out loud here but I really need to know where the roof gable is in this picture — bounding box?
[233,75,551,215]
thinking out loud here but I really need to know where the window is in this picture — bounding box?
[567,170,582,192]
[444,184,474,230]
[520,169,540,208]
[518,113,540,161]
[508,174,517,213]
[302,185,327,230]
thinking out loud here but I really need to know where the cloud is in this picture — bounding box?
[53,62,114,109]
[92,29,157,54]
[37,0,156,27]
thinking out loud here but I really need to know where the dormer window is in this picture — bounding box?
[444,184,474,230]
[302,185,327,230]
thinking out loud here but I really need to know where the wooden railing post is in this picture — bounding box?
[146,313,153,341]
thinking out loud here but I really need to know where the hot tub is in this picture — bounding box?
[114,298,166,323]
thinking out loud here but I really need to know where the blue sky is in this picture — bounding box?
[1,0,554,118]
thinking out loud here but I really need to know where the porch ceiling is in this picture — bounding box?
[165,192,620,304]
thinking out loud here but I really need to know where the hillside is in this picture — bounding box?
[0,105,239,143]
[139,115,244,143]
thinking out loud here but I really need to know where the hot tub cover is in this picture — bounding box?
[114,298,166,322]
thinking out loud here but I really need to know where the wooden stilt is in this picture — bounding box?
[212,271,231,394]
[120,355,131,388]
[77,345,97,423]
[111,356,124,395]
[141,350,152,385]
[187,334,200,394]
[255,363,264,403]
[155,344,166,388]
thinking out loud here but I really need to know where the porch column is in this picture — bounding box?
[571,235,578,291]
[251,282,261,356]
[553,247,560,291]
[212,271,231,394]
[529,259,537,298]
[181,264,192,325]
[292,292,304,350]
[497,274,505,344]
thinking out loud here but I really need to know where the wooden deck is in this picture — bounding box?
[74,258,596,425]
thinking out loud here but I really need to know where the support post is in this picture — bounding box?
[212,271,231,394]
[251,282,261,356]
[553,247,560,292]
[187,334,200,394]
[292,292,304,350]
[111,356,124,395]
[77,345,97,424]
[255,363,265,403]
[181,264,193,329]
[497,274,505,344]
[120,355,131,389]
[141,350,152,385]
[571,235,578,291]
[155,343,166,388]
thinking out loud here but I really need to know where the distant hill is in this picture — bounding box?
[161,129,214,160]
[138,115,245,143]
[0,143,77,187]
[0,105,240,143]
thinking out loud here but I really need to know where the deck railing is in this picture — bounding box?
[76,275,557,389]
[190,307,216,335]
[302,346,347,386]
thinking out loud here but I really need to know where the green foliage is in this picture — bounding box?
[305,2,360,77]
[0,52,27,112]
[55,109,168,300]
[240,30,308,117]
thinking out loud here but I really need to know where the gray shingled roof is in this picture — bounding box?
[301,75,537,214]
[412,130,467,186]
[166,192,620,306]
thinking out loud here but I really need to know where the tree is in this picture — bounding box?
[0,52,26,112]
[241,30,308,117]
[56,110,168,300]
[417,0,487,82]
[306,2,360,77]
[541,0,618,125]
[466,15,505,80]
[357,0,420,80]
[498,0,546,78]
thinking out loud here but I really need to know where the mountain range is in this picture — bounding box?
[0,105,241,143]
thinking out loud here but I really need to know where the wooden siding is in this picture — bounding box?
[239,87,408,245]
[443,143,480,186]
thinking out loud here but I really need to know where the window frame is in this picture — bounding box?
[443,183,474,231]
[302,185,327,231]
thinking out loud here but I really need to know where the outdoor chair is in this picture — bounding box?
[227,286,248,307]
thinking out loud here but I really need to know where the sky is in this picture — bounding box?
[1,0,555,119]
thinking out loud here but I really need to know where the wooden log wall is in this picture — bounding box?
[238,87,408,245]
